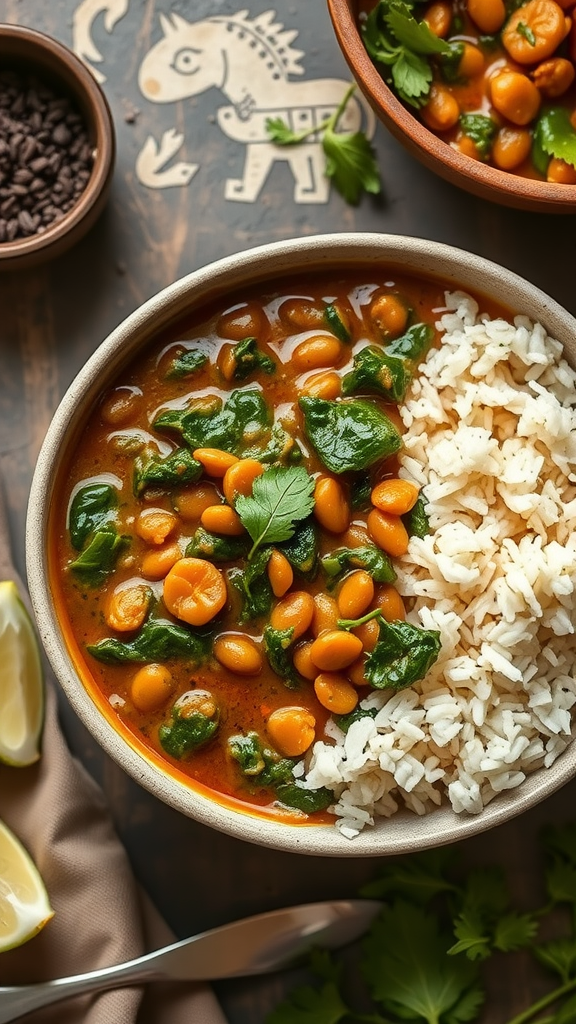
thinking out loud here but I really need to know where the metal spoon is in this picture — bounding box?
[0,899,381,1023]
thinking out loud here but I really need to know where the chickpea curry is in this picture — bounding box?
[51,271,459,822]
[361,0,576,182]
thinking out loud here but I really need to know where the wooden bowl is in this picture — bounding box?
[327,0,576,213]
[26,233,576,856]
[0,24,115,271]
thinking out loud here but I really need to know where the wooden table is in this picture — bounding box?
[2,1,576,1020]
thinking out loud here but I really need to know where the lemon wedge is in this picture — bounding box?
[0,818,54,951]
[0,581,44,767]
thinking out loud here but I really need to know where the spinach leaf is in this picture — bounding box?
[154,388,271,455]
[324,303,351,343]
[321,545,396,584]
[159,692,219,759]
[300,397,402,474]
[438,40,465,82]
[402,494,430,538]
[278,517,319,579]
[385,321,433,361]
[533,106,576,174]
[185,527,250,562]
[263,625,301,689]
[335,706,379,733]
[459,113,498,160]
[227,337,276,380]
[350,474,372,512]
[133,448,202,496]
[243,422,302,465]
[275,783,334,813]
[341,346,411,401]
[87,618,211,664]
[228,732,333,811]
[69,482,118,550]
[365,619,441,690]
[228,546,273,622]
[165,348,208,379]
[69,527,129,587]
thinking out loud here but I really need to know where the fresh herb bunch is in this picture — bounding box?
[268,822,576,1024]
[266,83,381,205]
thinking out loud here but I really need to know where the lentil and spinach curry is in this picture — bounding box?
[51,270,483,822]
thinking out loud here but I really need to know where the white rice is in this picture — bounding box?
[300,290,576,838]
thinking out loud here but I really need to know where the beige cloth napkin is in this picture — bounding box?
[0,487,228,1024]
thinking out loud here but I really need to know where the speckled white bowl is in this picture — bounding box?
[26,233,576,856]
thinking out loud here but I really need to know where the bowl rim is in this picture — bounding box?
[326,0,576,211]
[0,22,115,264]
[26,232,576,856]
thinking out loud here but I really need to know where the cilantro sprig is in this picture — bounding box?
[266,83,381,205]
[235,464,315,560]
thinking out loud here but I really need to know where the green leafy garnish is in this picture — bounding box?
[159,693,219,759]
[266,83,381,205]
[68,482,118,550]
[364,617,441,690]
[278,517,319,580]
[154,388,271,455]
[133,448,202,496]
[533,107,576,174]
[458,114,498,161]
[363,0,452,108]
[226,337,276,380]
[324,303,351,343]
[439,41,465,82]
[263,625,301,688]
[69,527,129,587]
[228,546,274,622]
[300,397,402,474]
[164,348,208,379]
[185,527,250,562]
[236,465,315,560]
[517,20,536,44]
[402,494,430,538]
[322,545,396,585]
[228,732,332,812]
[341,346,412,401]
[87,618,211,664]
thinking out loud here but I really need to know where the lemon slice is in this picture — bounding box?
[0,581,44,767]
[0,818,54,951]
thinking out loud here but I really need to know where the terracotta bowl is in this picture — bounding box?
[0,24,115,271]
[26,233,576,856]
[327,0,576,213]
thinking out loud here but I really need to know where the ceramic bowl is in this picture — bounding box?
[327,0,576,213]
[0,24,115,271]
[26,233,576,856]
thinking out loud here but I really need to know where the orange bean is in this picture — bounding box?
[314,673,359,714]
[458,42,485,77]
[468,0,506,32]
[136,508,177,546]
[299,370,342,400]
[217,303,266,340]
[313,476,350,534]
[293,641,318,680]
[291,335,343,372]
[421,84,460,131]
[532,56,575,95]
[268,550,294,598]
[217,345,237,382]
[371,478,419,516]
[270,591,315,639]
[370,293,409,339]
[201,504,246,536]
[213,634,262,675]
[492,126,533,169]
[193,448,239,477]
[266,707,316,756]
[502,0,569,62]
[337,570,375,619]
[310,630,363,671]
[348,655,369,687]
[141,542,182,580]
[173,482,222,521]
[278,298,324,330]
[456,134,481,160]
[547,156,576,181]
[312,593,340,638]
[223,459,265,505]
[377,584,407,621]
[353,618,380,652]
[422,0,452,34]
[341,524,371,549]
[100,386,142,426]
[106,584,151,632]
[163,557,227,625]
[368,509,410,557]
[131,664,174,713]
[490,70,541,125]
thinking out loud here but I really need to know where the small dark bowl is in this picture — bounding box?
[327,0,576,213]
[0,24,115,271]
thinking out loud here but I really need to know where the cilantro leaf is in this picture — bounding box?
[363,900,483,1024]
[533,107,576,173]
[391,48,432,106]
[493,912,539,952]
[534,939,576,984]
[266,117,304,144]
[236,465,315,559]
[542,822,576,905]
[323,127,382,205]
[385,3,453,55]
[517,20,536,44]
[449,909,491,961]
[267,979,349,1024]
[360,848,459,903]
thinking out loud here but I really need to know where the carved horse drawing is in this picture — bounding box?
[137,9,376,202]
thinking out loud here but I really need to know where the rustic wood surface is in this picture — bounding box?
[1,1,576,1021]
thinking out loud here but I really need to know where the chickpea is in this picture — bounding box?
[223,459,265,505]
[368,509,410,558]
[371,478,419,516]
[293,641,318,680]
[106,584,151,632]
[421,83,461,131]
[314,673,359,715]
[141,541,182,580]
[492,126,533,169]
[377,584,407,621]
[310,630,363,671]
[266,707,316,756]
[531,57,575,95]
[370,293,409,339]
[270,591,315,639]
[337,570,375,619]
[468,0,506,33]
[201,504,245,536]
[547,156,576,181]
[131,664,174,713]
[422,0,452,35]
[313,476,350,534]
[312,593,339,638]
[213,633,262,675]
[100,386,142,426]
[458,42,485,78]
[502,0,569,63]
[217,302,266,340]
[291,335,343,372]
[163,557,227,626]
[299,370,342,400]
[490,71,541,125]
[267,550,294,598]
[173,482,221,521]
[136,508,177,546]
[193,448,239,477]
